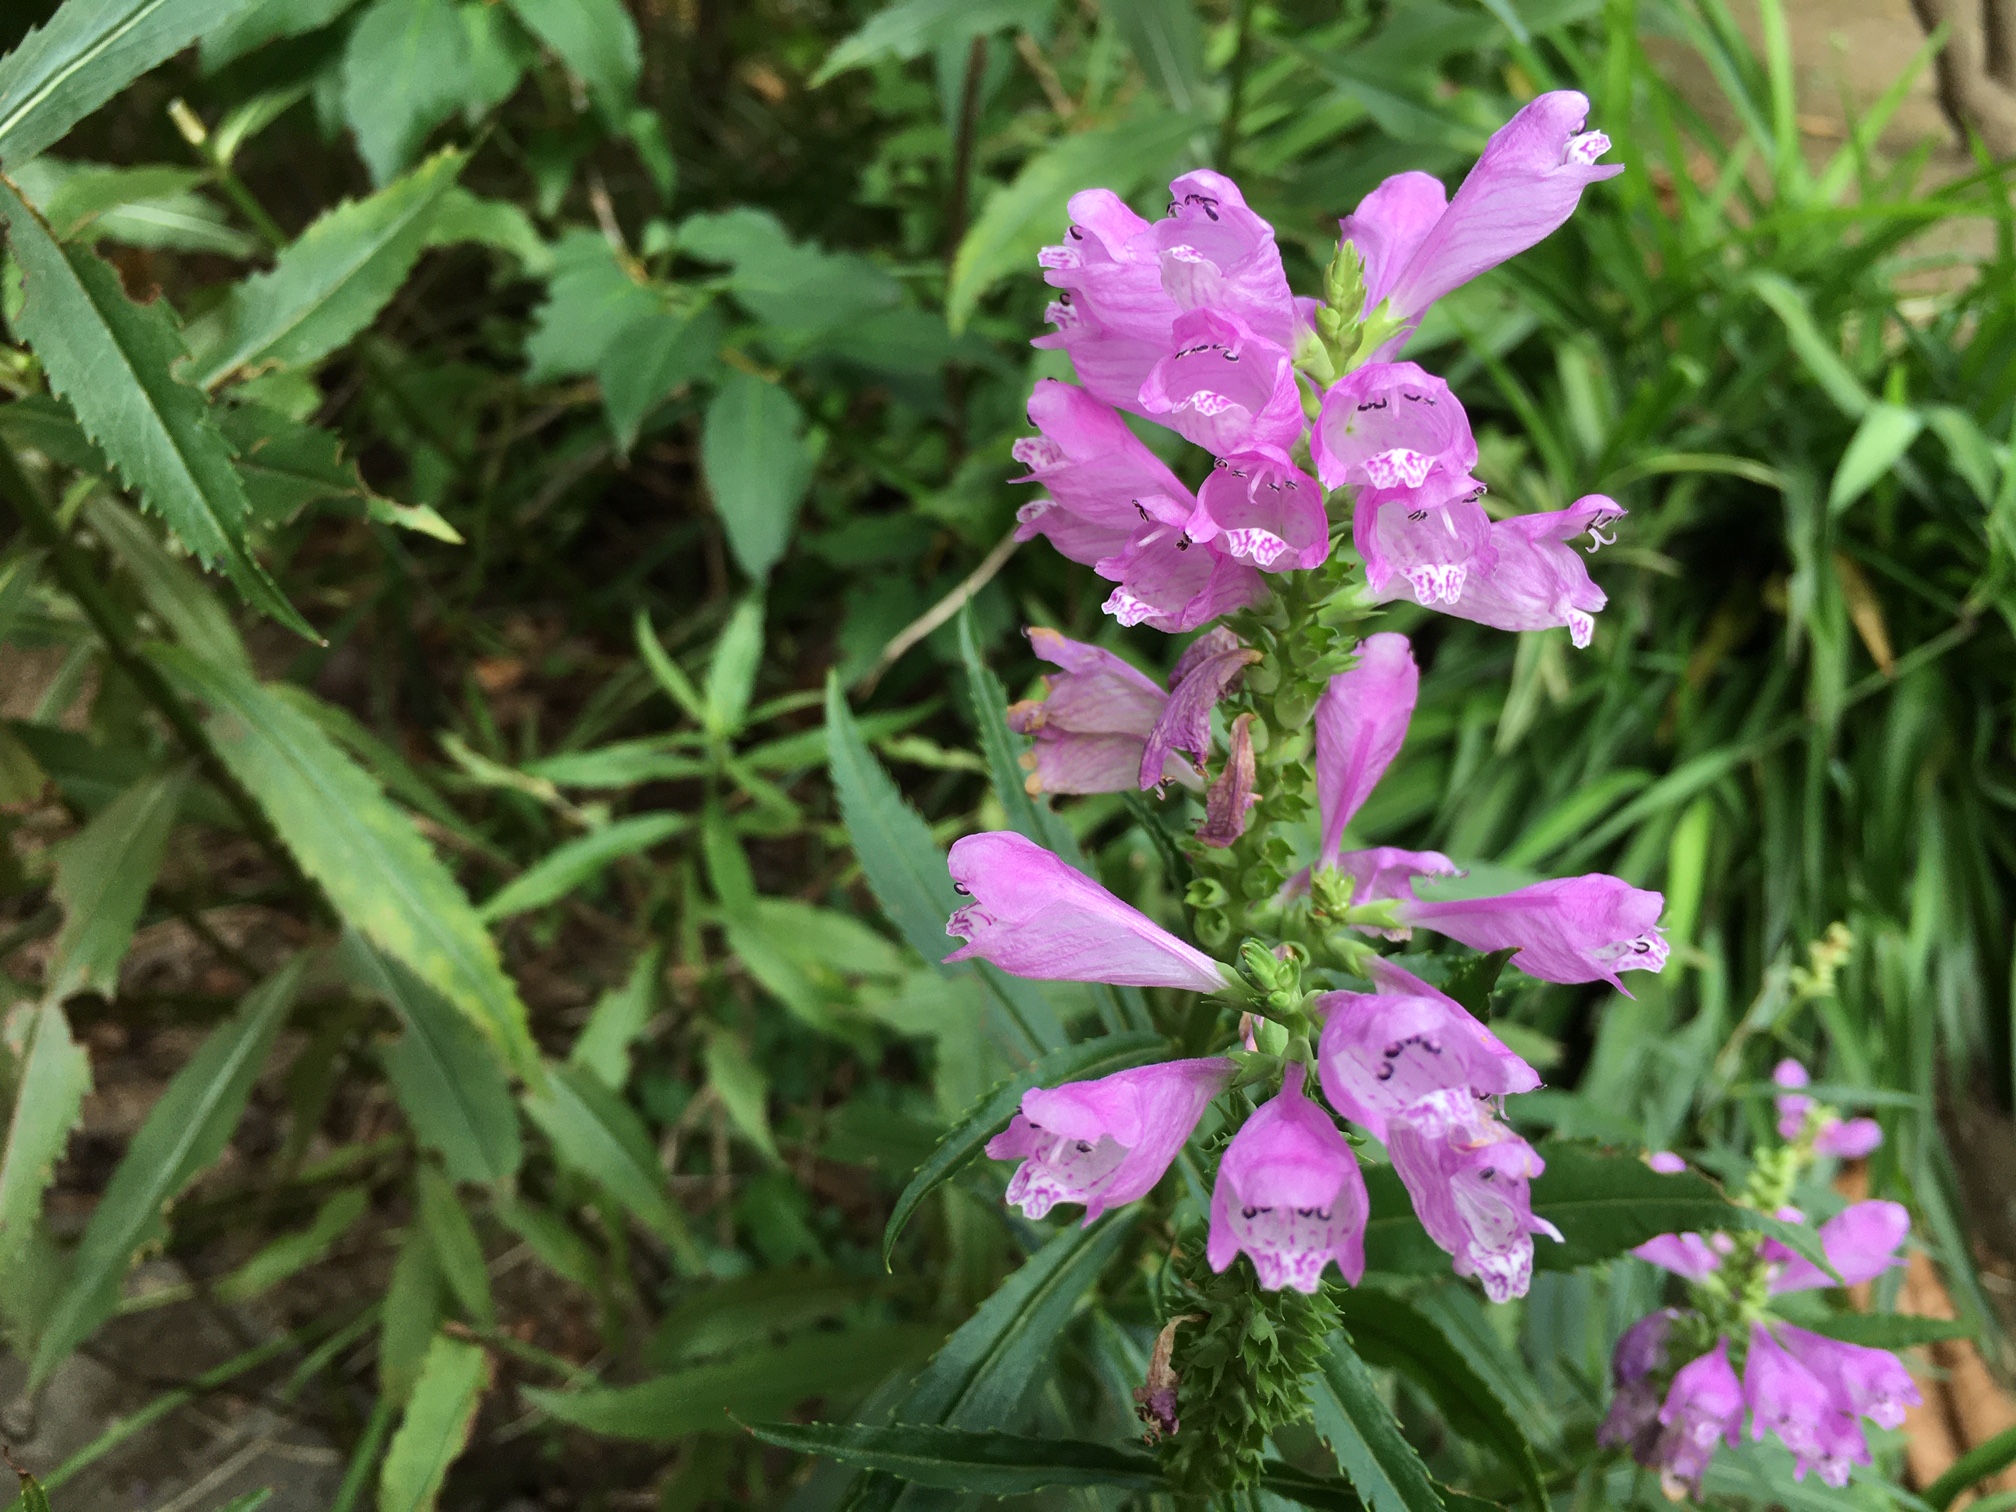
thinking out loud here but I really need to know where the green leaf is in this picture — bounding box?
[415,1162,493,1327]
[1334,1287,1546,1510]
[425,185,552,274]
[701,370,813,581]
[200,0,360,72]
[380,1222,445,1403]
[745,1422,1167,1494]
[1308,1333,1446,1512]
[0,1001,91,1273]
[476,812,686,922]
[523,741,706,789]
[598,306,721,454]
[881,1031,1166,1266]
[151,648,538,1078]
[954,605,1081,865]
[340,932,521,1185]
[339,0,471,185]
[702,1025,780,1164]
[1101,0,1206,112]
[378,1333,490,1512]
[30,958,303,1387]
[946,113,1194,333]
[10,1473,49,1512]
[1748,271,1871,418]
[214,1185,367,1301]
[190,148,466,389]
[648,1269,877,1367]
[22,158,254,256]
[1437,949,1518,1021]
[525,229,662,381]
[526,1326,941,1441]
[86,494,248,668]
[0,0,253,166]
[810,0,1050,84]
[1827,401,1923,514]
[1925,1424,2016,1512]
[503,0,640,114]
[43,767,188,1002]
[522,1061,701,1271]
[705,594,765,738]
[0,178,312,636]
[569,945,659,1090]
[1800,1313,1971,1349]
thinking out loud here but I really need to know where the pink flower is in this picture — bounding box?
[1648,1151,1687,1174]
[1598,1309,1680,1461]
[1036,172,1298,415]
[1340,91,1622,335]
[1816,1117,1883,1159]
[946,831,1231,993]
[987,1057,1234,1222]
[1139,309,1306,458]
[1773,1059,1811,1090]
[1650,1340,1745,1496]
[1197,712,1258,848]
[1769,1199,1909,1294]
[1384,1088,1560,1301]
[1095,523,1268,632]
[1778,1323,1920,1433]
[1313,955,1539,1142]
[1333,846,1463,914]
[1745,1324,1844,1483]
[1011,379,1195,570]
[1311,362,1478,493]
[1354,482,1496,608]
[1313,633,1417,869]
[1632,1231,1726,1280]
[1188,449,1331,571]
[1006,627,1258,795]
[1396,873,1668,991]
[1207,1064,1369,1291]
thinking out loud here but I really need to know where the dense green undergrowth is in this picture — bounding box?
[0,0,2011,1507]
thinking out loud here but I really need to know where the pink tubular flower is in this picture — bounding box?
[1207,1064,1369,1291]
[1598,1309,1680,1461]
[1648,1151,1688,1174]
[1136,628,1262,787]
[1385,1088,1560,1302]
[1434,496,1623,648]
[1312,362,1478,493]
[1633,1231,1727,1280]
[1096,523,1268,632]
[1313,955,1539,1142]
[1333,846,1463,914]
[1036,172,1298,414]
[1340,91,1622,333]
[1314,633,1416,867]
[1778,1324,1920,1433]
[1011,379,1196,570]
[1354,483,1496,608]
[1197,712,1258,847]
[1396,873,1669,992]
[1745,1323,1845,1482]
[987,1057,1235,1222]
[946,832,1230,993]
[1770,1199,1909,1293]
[1189,450,1331,571]
[1650,1339,1745,1496]
[1816,1117,1883,1159]
[1139,309,1306,457]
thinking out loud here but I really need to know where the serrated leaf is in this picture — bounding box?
[378,1333,490,1512]
[881,1031,1166,1266]
[522,1060,701,1271]
[1309,1333,1447,1512]
[810,0,1049,84]
[339,0,471,185]
[149,646,539,1079]
[527,1326,941,1442]
[31,958,303,1387]
[0,177,313,637]
[192,149,465,389]
[503,0,640,114]
[1438,948,1517,1019]
[0,0,254,166]
[414,1162,493,1327]
[43,767,188,1002]
[746,1422,1166,1494]
[701,370,812,581]
[0,1001,91,1273]
[340,931,520,1185]
[87,494,248,669]
[1335,1286,1546,1510]
[200,0,359,72]
[476,812,686,922]
[380,1221,444,1403]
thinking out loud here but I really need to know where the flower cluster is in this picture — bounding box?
[959,99,1667,1317]
[1600,1065,1917,1495]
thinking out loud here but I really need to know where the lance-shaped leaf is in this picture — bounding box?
[30,958,303,1387]
[503,0,640,115]
[476,812,685,922]
[0,178,313,636]
[881,1030,1166,1266]
[0,0,253,166]
[339,933,520,1185]
[745,1422,1167,1495]
[379,1333,491,1512]
[0,1001,91,1273]
[149,647,539,1079]
[43,767,188,1002]
[1308,1334,1445,1512]
[189,148,465,389]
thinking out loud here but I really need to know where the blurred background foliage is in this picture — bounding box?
[0,0,2013,1504]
